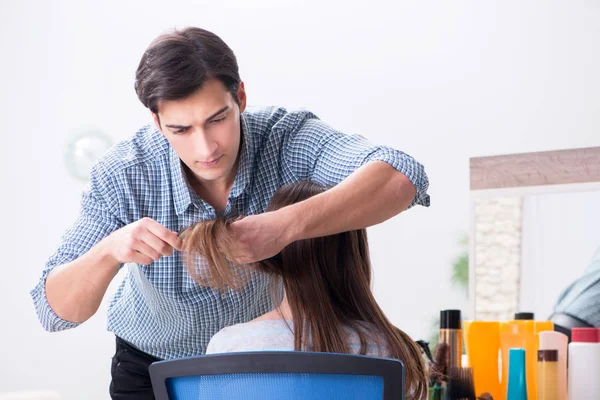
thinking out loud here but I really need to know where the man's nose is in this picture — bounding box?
[192,131,218,159]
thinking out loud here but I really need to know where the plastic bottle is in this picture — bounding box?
[538,331,567,400]
[506,348,527,400]
[537,349,558,400]
[568,327,600,400]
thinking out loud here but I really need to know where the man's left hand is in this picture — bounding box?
[227,209,295,264]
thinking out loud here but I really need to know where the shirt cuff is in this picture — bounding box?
[363,146,430,208]
[30,270,81,332]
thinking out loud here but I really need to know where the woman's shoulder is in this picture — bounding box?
[206,320,294,354]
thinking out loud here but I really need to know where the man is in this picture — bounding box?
[31,27,430,399]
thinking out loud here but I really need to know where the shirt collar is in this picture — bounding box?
[229,113,254,199]
[170,145,193,216]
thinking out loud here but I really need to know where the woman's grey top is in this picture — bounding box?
[206,319,390,357]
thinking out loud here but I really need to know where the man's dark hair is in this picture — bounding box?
[135,27,241,114]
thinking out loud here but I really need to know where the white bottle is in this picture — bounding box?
[568,327,600,400]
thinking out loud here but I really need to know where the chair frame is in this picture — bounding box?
[149,351,404,400]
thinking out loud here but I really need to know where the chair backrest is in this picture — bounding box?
[149,351,404,400]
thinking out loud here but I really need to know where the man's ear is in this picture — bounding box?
[151,112,163,134]
[237,82,247,114]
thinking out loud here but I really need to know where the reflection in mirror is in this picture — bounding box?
[469,147,600,322]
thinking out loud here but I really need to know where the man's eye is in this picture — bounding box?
[174,128,188,134]
[211,117,226,124]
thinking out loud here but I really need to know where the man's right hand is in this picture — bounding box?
[45,218,183,324]
[105,217,183,265]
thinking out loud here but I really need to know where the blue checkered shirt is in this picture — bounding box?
[554,247,600,326]
[31,106,430,359]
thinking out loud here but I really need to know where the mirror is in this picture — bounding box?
[468,147,600,321]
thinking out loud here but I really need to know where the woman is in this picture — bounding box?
[181,181,427,399]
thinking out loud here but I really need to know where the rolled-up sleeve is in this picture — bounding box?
[30,180,124,332]
[282,118,430,207]
[553,247,600,327]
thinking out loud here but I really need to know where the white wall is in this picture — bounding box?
[1,0,599,398]
[521,190,600,320]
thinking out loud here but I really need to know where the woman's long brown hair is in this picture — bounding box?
[180,181,427,399]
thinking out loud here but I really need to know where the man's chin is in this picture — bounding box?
[186,161,237,187]
[191,168,229,184]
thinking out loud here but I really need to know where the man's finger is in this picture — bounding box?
[134,240,162,261]
[227,248,257,265]
[173,235,183,251]
[132,250,155,266]
[140,231,173,257]
[147,220,182,252]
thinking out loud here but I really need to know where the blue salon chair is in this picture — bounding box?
[149,351,404,400]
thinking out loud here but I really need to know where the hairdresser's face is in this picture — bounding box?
[153,79,246,189]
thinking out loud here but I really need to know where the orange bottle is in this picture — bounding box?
[499,318,553,400]
[463,321,501,399]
